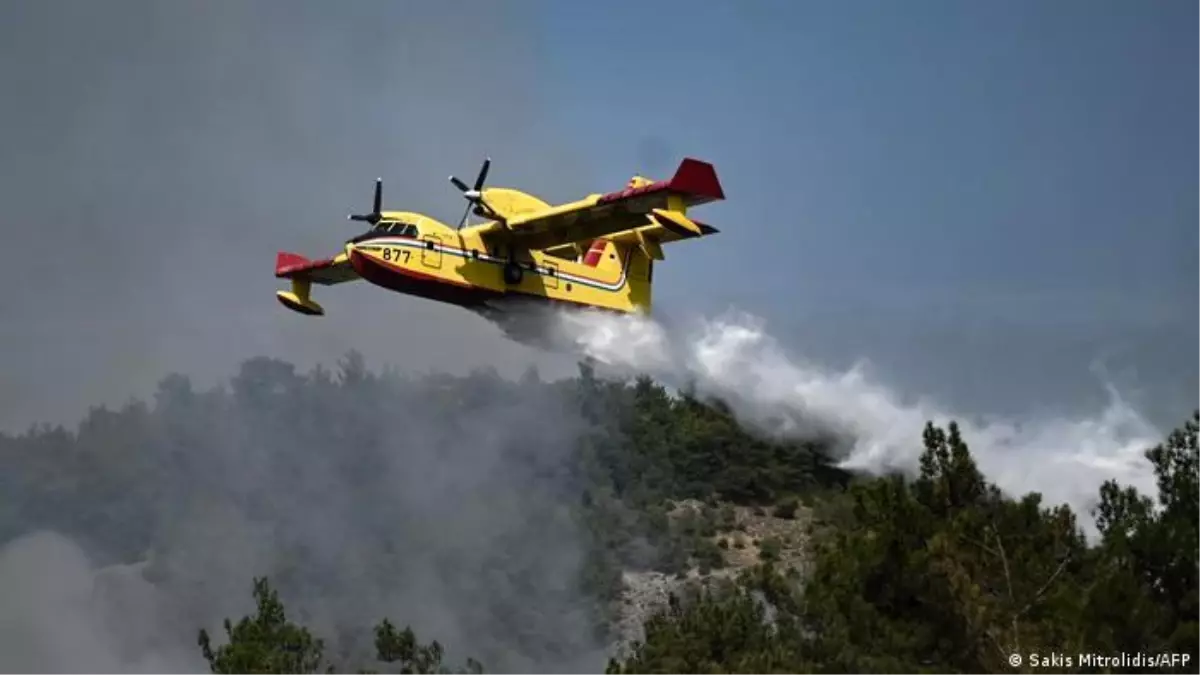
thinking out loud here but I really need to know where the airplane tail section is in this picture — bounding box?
[602,158,722,261]
[622,158,725,207]
[591,239,653,313]
[562,238,654,313]
[623,241,655,313]
[663,157,725,206]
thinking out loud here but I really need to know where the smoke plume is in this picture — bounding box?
[552,308,1165,531]
[0,359,607,673]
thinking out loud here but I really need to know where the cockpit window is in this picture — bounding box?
[374,221,420,237]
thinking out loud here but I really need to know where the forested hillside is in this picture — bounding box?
[0,353,1195,672]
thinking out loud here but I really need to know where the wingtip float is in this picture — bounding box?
[273,156,725,320]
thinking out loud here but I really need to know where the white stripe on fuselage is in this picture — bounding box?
[356,237,632,292]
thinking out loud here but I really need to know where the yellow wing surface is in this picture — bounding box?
[471,158,724,256]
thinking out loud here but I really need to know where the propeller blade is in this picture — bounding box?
[450,159,498,229]
[473,158,490,191]
[457,201,472,229]
[347,178,384,225]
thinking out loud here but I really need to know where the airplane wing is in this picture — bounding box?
[274,251,358,285]
[274,250,358,315]
[479,158,724,252]
[541,218,720,261]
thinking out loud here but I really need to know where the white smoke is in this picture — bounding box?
[551,308,1165,531]
[0,532,203,673]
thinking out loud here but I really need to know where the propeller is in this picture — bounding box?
[449,158,499,229]
[348,178,384,225]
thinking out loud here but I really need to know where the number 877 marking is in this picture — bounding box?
[381,248,411,264]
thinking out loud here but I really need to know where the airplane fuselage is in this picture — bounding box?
[343,211,653,315]
[273,157,724,320]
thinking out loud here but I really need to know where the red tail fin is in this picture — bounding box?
[667,158,725,203]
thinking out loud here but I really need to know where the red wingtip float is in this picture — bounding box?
[273,156,726,320]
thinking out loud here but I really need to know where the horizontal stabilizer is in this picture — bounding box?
[547,215,719,262]
[651,208,703,238]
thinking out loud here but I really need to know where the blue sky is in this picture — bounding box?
[0,0,1194,430]
[535,0,1193,313]
[530,0,1196,421]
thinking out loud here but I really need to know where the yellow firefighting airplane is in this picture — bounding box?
[274,157,724,318]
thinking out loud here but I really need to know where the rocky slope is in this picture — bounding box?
[611,499,812,655]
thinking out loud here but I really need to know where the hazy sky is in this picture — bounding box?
[538,0,1197,424]
[0,0,1195,431]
